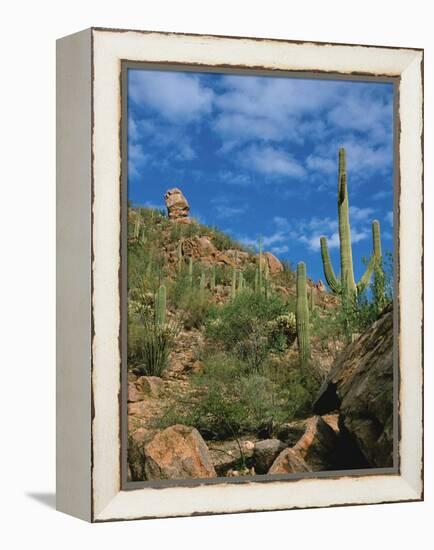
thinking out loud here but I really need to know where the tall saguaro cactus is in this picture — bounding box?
[320,148,382,296]
[296,262,310,369]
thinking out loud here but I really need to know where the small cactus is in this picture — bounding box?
[258,236,263,293]
[188,257,193,286]
[155,284,167,326]
[210,265,216,290]
[254,267,259,294]
[296,262,310,369]
[199,271,206,302]
[264,260,270,298]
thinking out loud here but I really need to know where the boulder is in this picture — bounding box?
[268,448,311,474]
[128,428,155,481]
[181,235,217,260]
[263,252,283,274]
[253,439,286,474]
[225,249,250,266]
[127,382,144,403]
[143,425,217,480]
[164,188,190,222]
[136,375,164,398]
[313,305,394,468]
[208,438,255,476]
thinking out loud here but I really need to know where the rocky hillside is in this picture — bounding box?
[127,188,393,481]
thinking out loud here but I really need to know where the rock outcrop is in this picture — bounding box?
[269,415,339,474]
[143,425,217,480]
[263,252,283,274]
[313,304,394,468]
[180,236,236,266]
[164,188,190,222]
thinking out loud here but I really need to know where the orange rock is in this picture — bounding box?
[144,425,217,480]
[268,448,311,474]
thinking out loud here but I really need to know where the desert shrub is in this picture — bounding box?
[128,318,177,377]
[206,291,291,369]
[154,352,322,439]
[182,293,214,330]
[207,292,288,347]
[267,313,297,351]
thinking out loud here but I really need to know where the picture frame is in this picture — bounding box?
[56,27,423,522]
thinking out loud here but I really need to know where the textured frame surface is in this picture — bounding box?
[59,27,423,522]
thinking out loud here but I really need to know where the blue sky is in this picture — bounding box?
[127,68,394,284]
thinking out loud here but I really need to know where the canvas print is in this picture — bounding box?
[126,68,395,483]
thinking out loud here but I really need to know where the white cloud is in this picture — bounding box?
[239,145,306,178]
[327,89,392,145]
[129,71,214,122]
[373,190,392,201]
[349,206,375,222]
[306,155,336,174]
[215,205,247,219]
[128,143,151,177]
[218,170,251,186]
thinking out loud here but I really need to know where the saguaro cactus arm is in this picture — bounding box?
[356,220,382,294]
[320,236,341,294]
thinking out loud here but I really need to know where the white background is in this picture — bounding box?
[0,0,432,547]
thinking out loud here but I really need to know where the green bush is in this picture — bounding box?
[168,271,215,329]
[206,291,292,369]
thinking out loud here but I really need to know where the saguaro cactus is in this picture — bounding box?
[296,262,310,368]
[134,214,140,239]
[188,257,193,286]
[310,286,316,311]
[238,270,244,293]
[199,271,206,302]
[320,148,382,296]
[155,284,167,326]
[231,268,237,299]
[258,236,263,293]
[177,241,183,272]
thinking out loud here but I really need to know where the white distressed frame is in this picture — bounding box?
[57,28,423,523]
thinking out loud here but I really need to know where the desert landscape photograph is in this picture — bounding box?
[125,68,395,483]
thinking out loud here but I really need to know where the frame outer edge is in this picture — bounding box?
[56,28,93,522]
